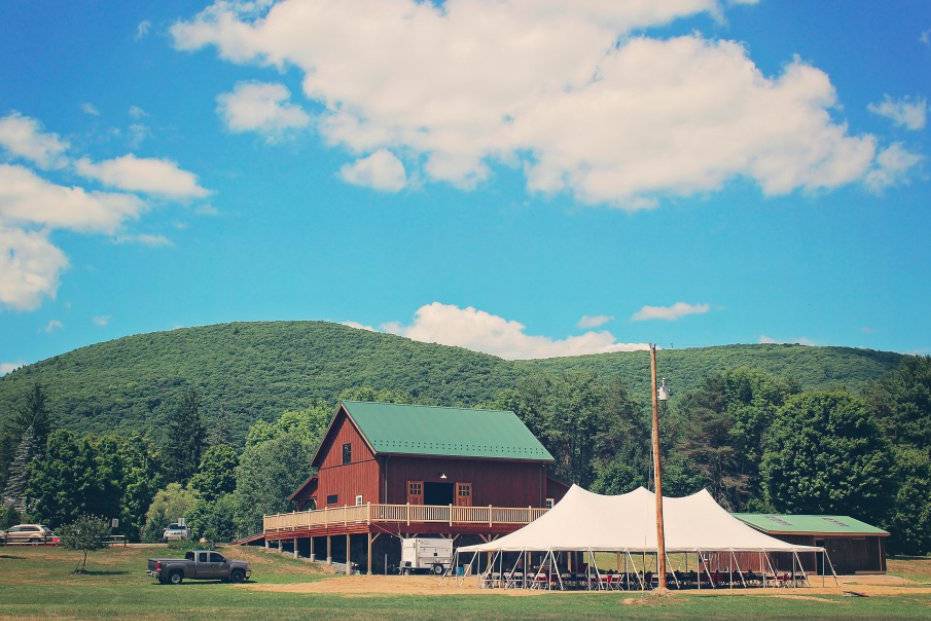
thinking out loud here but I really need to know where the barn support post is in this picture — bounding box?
[264,537,269,549]
[366,532,373,575]
[326,535,332,564]
[345,533,351,575]
[309,536,315,561]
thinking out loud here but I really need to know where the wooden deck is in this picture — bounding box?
[264,503,548,539]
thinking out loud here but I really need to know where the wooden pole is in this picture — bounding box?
[345,533,351,575]
[650,344,668,591]
[367,532,373,575]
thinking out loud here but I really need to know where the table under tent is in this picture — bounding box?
[455,485,838,591]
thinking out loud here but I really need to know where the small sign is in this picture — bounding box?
[111,518,119,528]
[177,517,186,526]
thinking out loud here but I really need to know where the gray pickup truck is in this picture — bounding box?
[147,550,250,584]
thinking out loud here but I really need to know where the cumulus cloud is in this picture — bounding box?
[0,226,69,311]
[172,0,896,207]
[44,319,64,333]
[216,81,310,139]
[341,320,377,332]
[632,302,710,321]
[378,302,649,359]
[339,149,407,192]
[75,154,209,199]
[865,143,923,192]
[0,112,69,169]
[868,95,927,131]
[0,164,145,233]
[759,335,816,346]
[0,361,26,376]
[92,315,111,327]
[578,314,613,328]
[128,105,147,119]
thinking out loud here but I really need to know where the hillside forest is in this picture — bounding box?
[0,322,927,555]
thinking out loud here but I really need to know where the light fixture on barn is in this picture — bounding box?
[439,473,448,480]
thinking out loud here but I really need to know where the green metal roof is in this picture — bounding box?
[733,513,889,536]
[341,400,554,462]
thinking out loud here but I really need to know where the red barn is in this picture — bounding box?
[263,401,567,573]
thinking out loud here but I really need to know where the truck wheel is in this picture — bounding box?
[168,571,183,585]
[230,569,246,583]
[432,564,445,576]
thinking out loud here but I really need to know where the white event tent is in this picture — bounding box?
[457,485,836,589]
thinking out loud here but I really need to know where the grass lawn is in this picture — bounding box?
[1,544,930,620]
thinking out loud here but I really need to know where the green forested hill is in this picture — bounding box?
[0,321,907,444]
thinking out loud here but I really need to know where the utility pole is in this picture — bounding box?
[650,343,668,591]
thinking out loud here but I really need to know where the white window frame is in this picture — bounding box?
[355,494,363,506]
[545,498,555,509]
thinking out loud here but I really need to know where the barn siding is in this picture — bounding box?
[313,412,380,507]
[732,534,887,575]
[382,456,550,507]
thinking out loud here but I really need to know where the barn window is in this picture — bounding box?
[326,494,338,505]
[408,481,422,496]
[342,443,352,464]
[545,498,555,509]
[355,495,363,506]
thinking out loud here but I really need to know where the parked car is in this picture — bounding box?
[147,550,251,585]
[161,523,191,542]
[0,524,53,545]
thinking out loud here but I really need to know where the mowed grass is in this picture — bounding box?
[0,545,930,620]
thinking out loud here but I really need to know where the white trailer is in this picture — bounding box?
[400,537,454,575]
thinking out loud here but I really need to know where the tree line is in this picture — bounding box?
[0,360,928,554]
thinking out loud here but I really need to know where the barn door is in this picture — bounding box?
[406,480,423,505]
[455,482,472,507]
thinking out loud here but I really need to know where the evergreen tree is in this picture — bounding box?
[21,384,50,455]
[116,434,162,540]
[2,425,37,507]
[161,387,205,484]
[27,430,102,527]
[190,444,238,501]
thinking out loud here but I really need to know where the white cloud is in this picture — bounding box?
[194,203,219,216]
[0,112,69,169]
[81,102,100,117]
[759,335,816,346]
[921,29,930,46]
[128,105,148,119]
[0,361,26,376]
[341,320,376,332]
[0,164,145,233]
[172,1,894,207]
[578,314,613,328]
[75,154,209,199]
[865,143,923,192]
[632,302,710,321]
[113,233,172,247]
[128,124,150,149]
[0,226,68,311]
[216,81,310,139]
[339,149,407,192]
[380,302,649,359]
[92,315,111,327]
[44,319,64,333]
[868,95,927,131]
[135,20,152,41]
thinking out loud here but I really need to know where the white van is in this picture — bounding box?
[161,523,191,542]
[400,537,454,575]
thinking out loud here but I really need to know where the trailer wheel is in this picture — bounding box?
[168,571,184,585]
[432,564,445,576]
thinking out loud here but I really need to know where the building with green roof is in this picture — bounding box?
[734,513,889,574]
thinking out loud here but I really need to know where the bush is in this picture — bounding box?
[59,515,110,573]
[0,504,20,530]
[187,494,237,544]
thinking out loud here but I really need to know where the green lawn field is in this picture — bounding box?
[0,544,929,620]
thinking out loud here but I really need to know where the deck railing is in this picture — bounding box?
[264,503,549,533]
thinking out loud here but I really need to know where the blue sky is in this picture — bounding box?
[1,0,929,369]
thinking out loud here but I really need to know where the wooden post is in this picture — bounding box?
[488,505,492,527]
[326,535,332,564]
[309,536,315,561]
[346,533,351,575]
[449,503,453,526]
[406,502,410,526]
[367,501,371,525]
[293,537,299,559]
[367,532,373,575]
[650,344,668,591]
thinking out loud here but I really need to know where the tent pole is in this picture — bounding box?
[824,550,839,586]
[731,550,746,587]
[589,549,602,591]
[701,550,715,588]
[665,552,680,589]
[627,551,644,590]
[760,552,765,588]
[728,549,733,589]
[793,551,809,587]
[623,549,628,590]
[697,550,701,590]
[555,551,565,591]
[764,552,778,588]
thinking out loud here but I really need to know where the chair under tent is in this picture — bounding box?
[452,485,839,591]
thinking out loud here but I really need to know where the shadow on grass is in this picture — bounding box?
[0,554,26,559]
[76,569,131,576]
